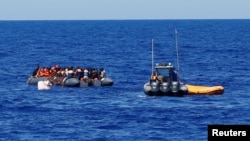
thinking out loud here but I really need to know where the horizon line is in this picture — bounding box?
[0,18,250,21]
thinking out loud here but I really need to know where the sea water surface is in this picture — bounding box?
[0,20,250,141]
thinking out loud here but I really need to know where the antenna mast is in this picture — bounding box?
[175,29,180,82]
[152,39,154,74]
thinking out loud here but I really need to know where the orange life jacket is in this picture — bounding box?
[151,75,156,81]
[43,70,51,77]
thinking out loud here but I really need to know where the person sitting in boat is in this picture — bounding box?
[80,68,90,82]
[91,68,98,79]
[36,67,51,77]
[61,68,67,77]
[150,72,157,84]
[66,66,74,78]
[49,64,60,75]
[83,68,89,78]
[56,68,66,77]
[44,67,51,77]
[75,67,83,80]
[51,64,60,72]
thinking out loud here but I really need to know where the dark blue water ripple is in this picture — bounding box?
[0,20,250,141]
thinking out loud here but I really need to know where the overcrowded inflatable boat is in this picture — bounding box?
[27,65,113,88]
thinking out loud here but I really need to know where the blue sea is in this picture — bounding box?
[0,20,250,141]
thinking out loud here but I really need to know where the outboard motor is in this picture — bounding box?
[171,81,180,93]
[150,81,160,93]
[161,82,169,93]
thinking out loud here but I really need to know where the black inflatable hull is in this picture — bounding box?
[143,82,188,97]
[80,77,114,87]
[100,77,113,86]
[27,76,113,88]
[79,79,92,87]
[63,78,80,87]
[27,76,48,85]
[144,90,186,97]
[92,80,102,86]
[27,76,80,87]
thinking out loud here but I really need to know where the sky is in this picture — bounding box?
[0,0,249,20]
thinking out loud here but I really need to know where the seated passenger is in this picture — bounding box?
[83,68,89,79]
[51,64,60,72]
[43,67,51,77]
[91,68,98,79]
[156,75,164,82]
[66,66,74,78]
[36,67,45,77]
[75,67,83,79]
[150,72,157,84]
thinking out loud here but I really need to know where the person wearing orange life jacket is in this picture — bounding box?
[43,67,51,77]
[150,72,157,84]
[36,68,45,77]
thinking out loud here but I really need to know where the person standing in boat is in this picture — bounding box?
[32,64,40,76]
[171,70,178,81]
[99,68,106,79]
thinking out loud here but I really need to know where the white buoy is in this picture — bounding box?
[37,80,52,90]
